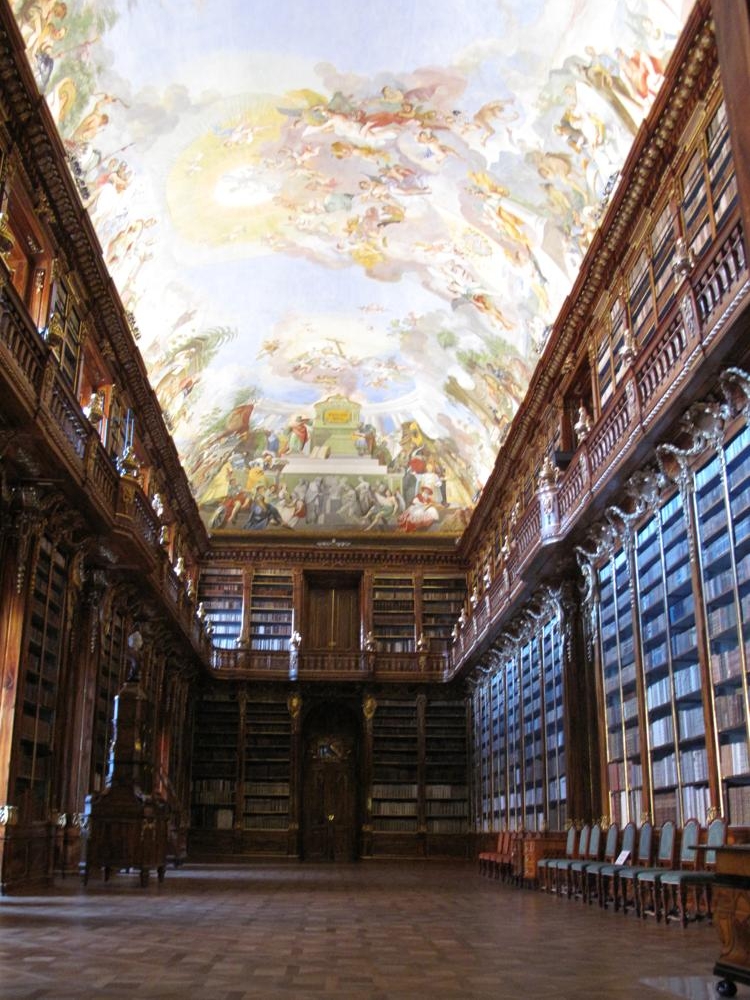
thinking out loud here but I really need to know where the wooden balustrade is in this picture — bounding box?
[514,496,543,566]
[87,440,119,510]
[636,312,688,412]
[588,388,632,483]
[0,281,47,404]
[558,451,590,531]
[694,220,747,329]
[47,368,89,460]
[131,485,161,549]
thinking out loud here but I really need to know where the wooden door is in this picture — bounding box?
[302,732,357,861]
[304,572,360,651]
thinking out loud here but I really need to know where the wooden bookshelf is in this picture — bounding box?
[425,699,467,835]
[16,535,66,823]
[372,576,415,653]
[198,568,243,650]
[249,571,294,652]
[190,693,239,830]
[696,424,750,823]
[243,697,291,832]
[421,576,465,653]
[371,701,418,832]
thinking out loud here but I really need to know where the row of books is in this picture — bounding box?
[244,799,288,813]
[719,739,750,776]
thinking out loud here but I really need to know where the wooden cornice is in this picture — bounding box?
[0,4,209,556]
[459,0,716,560]
[206,540,466,570]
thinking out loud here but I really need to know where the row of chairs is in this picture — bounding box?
[480,817,727,926]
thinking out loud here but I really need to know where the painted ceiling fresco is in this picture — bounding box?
[13,0,691,537]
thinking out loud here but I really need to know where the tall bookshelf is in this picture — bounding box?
[635,491,709,825]
[371,701,418,832]
[425,699,467,834]
[598,546,642,826]
[521,638,544,831]
[695,423,750,824]
[422,576,466,652]
[491,668,507,829]
[506,654,523,830]
[16,535,66,822]
[249,571,294,652]
[372,576,415,653]
[198,568,243,649]
[542,617,566,831]
[190,693,239,829]
[243,697,291,831]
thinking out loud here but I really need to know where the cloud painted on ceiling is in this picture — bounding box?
[14,0,690,536]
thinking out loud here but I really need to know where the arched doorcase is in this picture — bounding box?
[301,702,359,861]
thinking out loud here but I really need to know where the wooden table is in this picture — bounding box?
[712,845,750,996]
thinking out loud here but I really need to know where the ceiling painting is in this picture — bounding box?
[11,0,691,537]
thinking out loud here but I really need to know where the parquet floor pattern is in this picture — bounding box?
[0,861,730,1000]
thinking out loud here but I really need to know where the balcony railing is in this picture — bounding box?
[210,646,449,682]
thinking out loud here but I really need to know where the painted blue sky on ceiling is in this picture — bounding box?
[13,0,691,535]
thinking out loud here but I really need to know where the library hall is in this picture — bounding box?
[2,0,750,997]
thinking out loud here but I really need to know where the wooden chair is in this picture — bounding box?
[549,823,590,896]
[660,817,727,927]
[537,825,576,893]
[614,820,676,915]
[637,818,700,921]
[579,822,620,905]
[479,831,506,878]
[598,822,654,910]
[568,822,603,901]
[500,830,520,883]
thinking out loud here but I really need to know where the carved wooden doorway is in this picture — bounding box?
[302,703,358,861]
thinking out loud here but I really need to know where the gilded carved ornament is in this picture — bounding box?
[363,694,377,720]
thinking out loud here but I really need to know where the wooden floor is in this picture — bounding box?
[0,861,730,999]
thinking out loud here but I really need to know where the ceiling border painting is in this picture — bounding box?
[11,0,691,538]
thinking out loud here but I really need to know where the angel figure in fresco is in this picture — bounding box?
[472,98,519,146]
[397,486,440,532]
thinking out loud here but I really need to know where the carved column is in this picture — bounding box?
[416,692,427,852]
[234,686,247,852]
[287,691,302,858]
[361,693,376,857]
